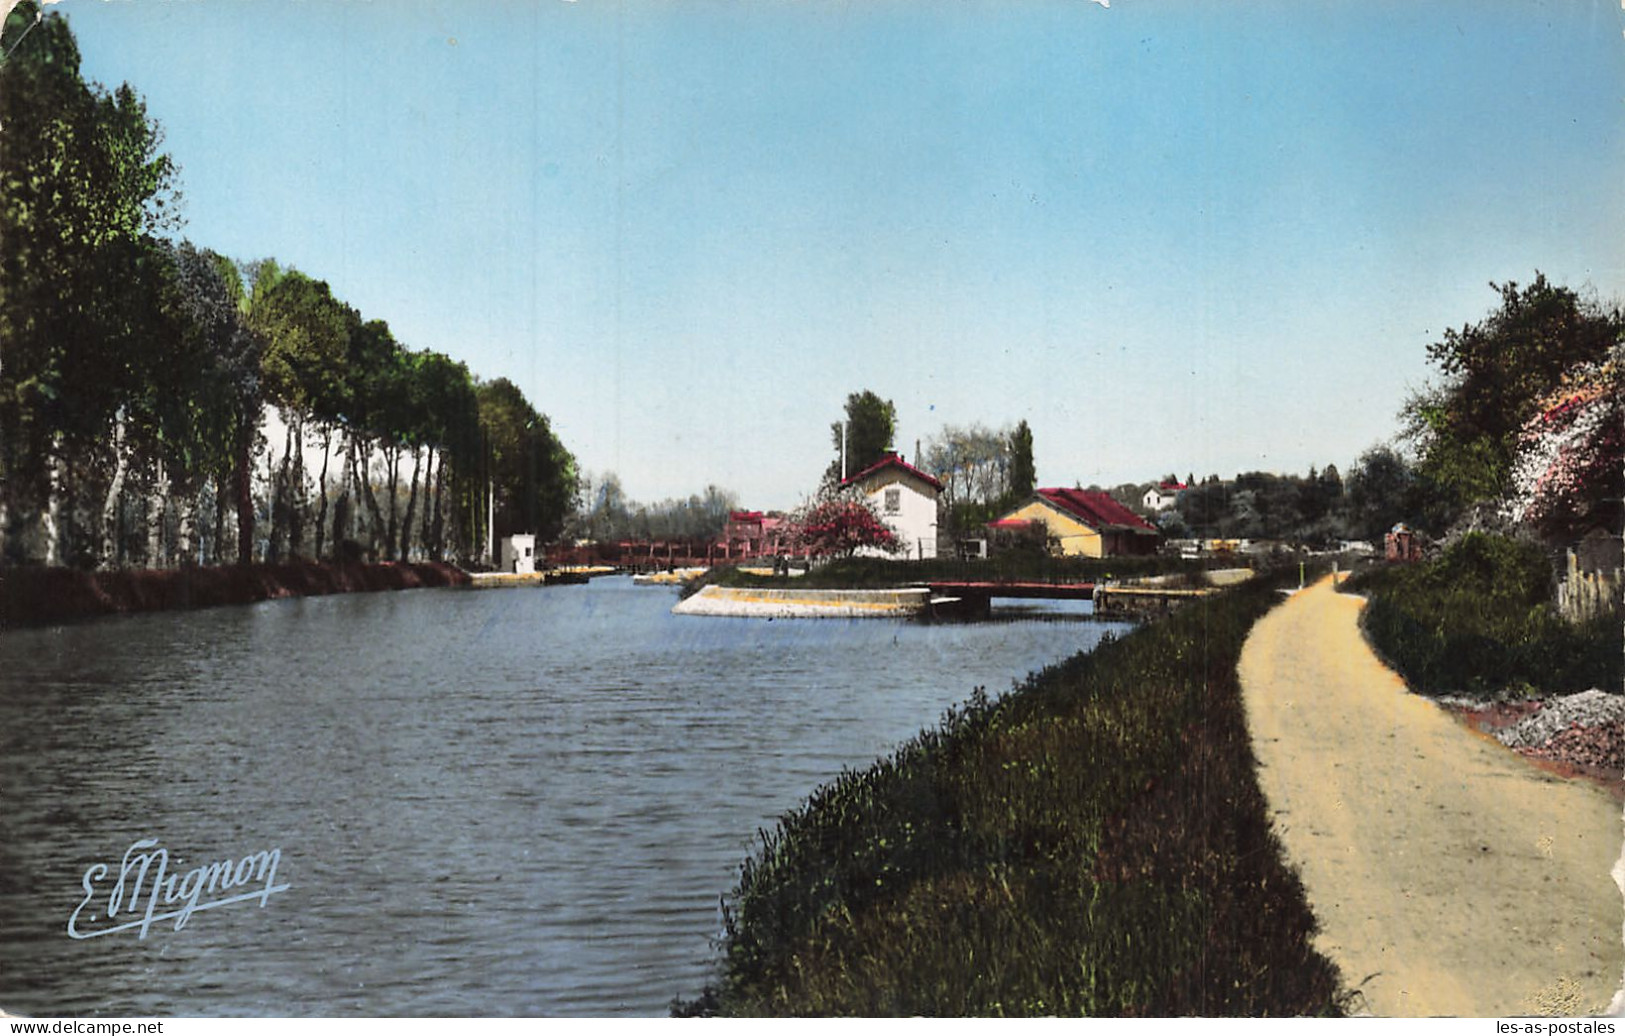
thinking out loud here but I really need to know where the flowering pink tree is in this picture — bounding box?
[1504,345,1622,539]
[787,495,902,559]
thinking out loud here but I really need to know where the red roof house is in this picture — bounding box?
[838,453,943,559]
[990,487,1161,557]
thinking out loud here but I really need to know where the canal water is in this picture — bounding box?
[0,576,1128,1016]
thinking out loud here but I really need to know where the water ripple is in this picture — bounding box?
[0,576,1128,1016]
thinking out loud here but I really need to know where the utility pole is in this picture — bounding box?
[485,428,495,567]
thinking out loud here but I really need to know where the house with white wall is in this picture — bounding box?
[840,453,942,559]
[499,533,538,574]
[1142,481,1186,512]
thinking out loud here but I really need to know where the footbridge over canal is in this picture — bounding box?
[921,579,1218,620]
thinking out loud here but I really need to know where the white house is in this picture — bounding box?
[498,533,538,574]
[1142,481,1186,512]
[840,453,942,559]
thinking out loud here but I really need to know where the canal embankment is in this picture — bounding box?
[468,566,616,589]
[681,565,1345,1016]
[0,560,470,629]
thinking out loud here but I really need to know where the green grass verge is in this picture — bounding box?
[676,567,1344,1016]
[1344,533,1622,700]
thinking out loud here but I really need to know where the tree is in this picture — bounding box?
[0,1,178,564]
[133,241,261,566]
[207,254,264,565]
[788,494,900,559]
[1344,445,1424,541]
[340,315,403,556]
[477,378,577,546]
[1176,480,1228,538]
[409,350,479,562]
[246,265,352,560]
[826,390,895,484]
[924,423,1010,511]
[1403,275,1622,519]
[1009,420,1035,500]
[577,470,630,542]
[1156,508,1191,539]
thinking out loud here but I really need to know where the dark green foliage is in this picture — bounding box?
[681,572,1344,1016]
[1341,446,1431,541]
[0,4,570,569]
[1347,533,1622,698]
[477,377,578,542]
[1,1,178,528]
[1173,468,1349,544]
[828,390,897,484]
[1009,420,1035,500]
[1403,276,1623,518]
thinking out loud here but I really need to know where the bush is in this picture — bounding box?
[1345,532,1621,698]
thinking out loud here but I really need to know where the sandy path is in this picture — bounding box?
[1239,575,1624,1017]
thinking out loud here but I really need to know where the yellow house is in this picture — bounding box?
[989,488,1160,558]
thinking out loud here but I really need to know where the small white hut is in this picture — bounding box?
[499,534,538,574]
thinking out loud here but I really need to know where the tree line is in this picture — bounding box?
[0,3,577,570]
[568,473,739,543]
[1159,276,1621,547]
[823,271,1622,555]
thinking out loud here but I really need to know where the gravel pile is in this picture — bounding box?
[1518,720,1624,772]
[1494,689,1625,749]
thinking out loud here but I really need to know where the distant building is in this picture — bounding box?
[1142,482,1186,512]
[499,534,538,574]
[990,487,1160,557]
[722,510,788,558]
[839,453,943,559]
[1384,524,1422,562]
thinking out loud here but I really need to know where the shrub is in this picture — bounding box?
[1346,532,1621,698]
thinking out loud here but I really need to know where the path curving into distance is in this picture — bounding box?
[1239,574,1624,1017]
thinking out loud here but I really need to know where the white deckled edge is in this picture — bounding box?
[1610,803,1625,1015]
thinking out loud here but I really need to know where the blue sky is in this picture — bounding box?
[51,0,1625,510]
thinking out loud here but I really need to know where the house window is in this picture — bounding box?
[525,546,533,558]
[884,488,901,515]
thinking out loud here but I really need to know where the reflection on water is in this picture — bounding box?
[0,577,1127,1016]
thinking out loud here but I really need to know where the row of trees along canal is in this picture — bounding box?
[0,3,577,570]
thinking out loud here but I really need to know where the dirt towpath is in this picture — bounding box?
[1239,575,1623,1017]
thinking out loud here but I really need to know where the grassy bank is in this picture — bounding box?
[678,567,1343,1016]
[1344,533,1621,699]
[0,560,470,629]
